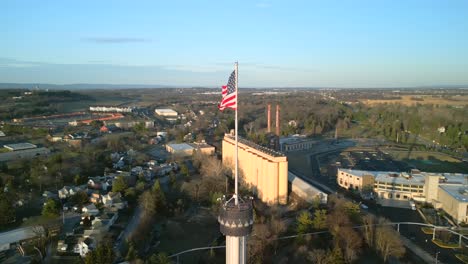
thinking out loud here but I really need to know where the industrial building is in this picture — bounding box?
[166,143,194,157]
[166,142,216,157]
[154,109,178,122]
[89,106,135,113]
[279,136,317,152]
[289,171,327,204]
[0,226,45,252]
[222,134,288,205]
[337,168,468,223]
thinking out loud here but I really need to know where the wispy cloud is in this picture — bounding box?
[0,57,44,68]
[82,37,150,43]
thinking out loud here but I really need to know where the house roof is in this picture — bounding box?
[83,204,97,211]
[3,143,37,151]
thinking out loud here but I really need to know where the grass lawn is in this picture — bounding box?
[432,238,461,249]
[157,208,221,262]
[421,227,434,234]
[456,254,468,264]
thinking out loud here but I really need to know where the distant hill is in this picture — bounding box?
[0,83,467,90]
[0,83,176,90]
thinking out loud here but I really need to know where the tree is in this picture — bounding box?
[112,176,128,193]
[329,247,345,264]
[0,192,15,225]
[147,252,171,264]
[126,242,137,261]
[140,190,157,217]
[152,180,166,210]
[307,249,332,264]
[180,163,189,179]
[42,199,59,217]
[375,224,405,262]
[296,211,313,234]
[337,226,362,263]
[90,120,104,129]
[84,243,115,264]
[169,172,177,190]
[70,191,89,207]
[125,187,137,204]
[312,209,327,230]
[136,181,146,193]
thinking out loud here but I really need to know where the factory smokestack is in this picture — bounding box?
[267,104,271,133]
[276,104,280,136]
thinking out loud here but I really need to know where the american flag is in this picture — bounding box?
[218,70,237,111]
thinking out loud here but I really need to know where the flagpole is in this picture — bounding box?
[234,61,239,205]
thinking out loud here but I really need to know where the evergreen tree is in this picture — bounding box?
[0,192,15,225]
[42,199,59,217]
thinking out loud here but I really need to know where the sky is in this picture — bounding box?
[1,0,468,88]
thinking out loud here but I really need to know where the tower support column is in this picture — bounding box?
[218,198,253,264]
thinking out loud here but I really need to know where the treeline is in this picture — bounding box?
[353,104,468,149]
[247,195,405,263]
[209,91,466,151]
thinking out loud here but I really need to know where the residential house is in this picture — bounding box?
[82,204,99,216]
[89,191,101,204]
[74,237,94,257]
[102,192,126,210]
[47,133,64,142]
[87,178,111,191]
[58,186,81,199]
[102,192,121,207]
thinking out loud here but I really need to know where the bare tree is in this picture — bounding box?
[374,219,405,262]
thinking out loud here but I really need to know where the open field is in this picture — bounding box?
[360,95,468,106]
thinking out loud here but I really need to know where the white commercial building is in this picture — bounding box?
[154,108,178,117]
[337,168,468,223]
[155,108,178,121]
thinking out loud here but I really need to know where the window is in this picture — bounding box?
[396,194,400,198]
[388,193,393,199]
[403,195,408,199]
